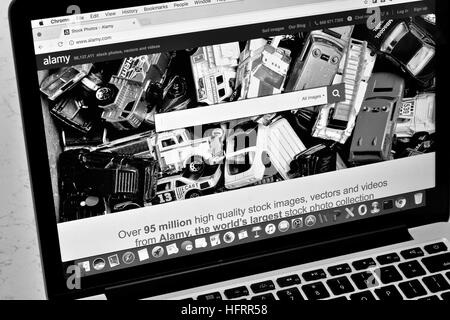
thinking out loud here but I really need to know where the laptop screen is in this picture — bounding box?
[31,0,436,278]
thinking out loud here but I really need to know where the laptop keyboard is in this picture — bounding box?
[191,240,450,301]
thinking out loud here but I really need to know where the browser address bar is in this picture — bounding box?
[34,0,422,54]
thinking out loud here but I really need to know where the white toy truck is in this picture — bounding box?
[396,93,435,138]
[190,42,241,105]
[225,117,305,190]
[236,36,292,100]
[312,37,377,144]
[154,128,225,176]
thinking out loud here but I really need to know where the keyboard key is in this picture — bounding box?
[302,282,330,300]
[329,296,348,301]
[326,276,355,296]
[398,261,426,279]
[251,293,276,301]
[422,253,450,273]
[376,253,401,265]
[401,248,425,260]
[352,258,377,271]
[418,295,440,301]
[350,291,376,301]
[399,280,427,299]
[197,292,222,301]
[277,275,301,288]
[422,274,450,293]
[277,287,304,301]
[424,242,448,255]
[224,286,249,299]
[375,285,404,300]
[250,281,275,294]
[328,264,352,276]
[376,266,403,284]
[351,272,379,290]
[441,292,450,301]
[302,269,327,282]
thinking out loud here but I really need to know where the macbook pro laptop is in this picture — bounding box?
[9,0,450,300]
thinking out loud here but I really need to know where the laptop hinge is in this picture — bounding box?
[105,225,412,300]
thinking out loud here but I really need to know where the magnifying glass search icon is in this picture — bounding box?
[332,89,341,98]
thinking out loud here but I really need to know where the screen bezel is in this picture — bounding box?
[9,0,449,300]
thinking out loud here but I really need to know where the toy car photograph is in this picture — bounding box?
[288,143,337,179]
[312,38,377,144]
[36,16,436,223]
[40,64,93,101]
[348,73,405,164]
[224,120,268,190]
[363,17,435,87]
[58,149,160,222]
[396,93,435,139]
[152,165,222,205]
[190,42,241,105]
[285,27,353,92]
[154,128,225,176]
[236,36,292,100]
[224,116,305,190]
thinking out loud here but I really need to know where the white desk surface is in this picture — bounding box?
[0,0,46,300]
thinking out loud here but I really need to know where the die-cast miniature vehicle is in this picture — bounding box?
[95,127,225,176]
[50,95,96,133]
[225,121,267,190]
[236,37,292,99]
[312,38,377,144]
[349,73,405,164]
[289,143,337,179]
[157,75,191,114]
[396,93,435,138]
[225,117,305,189]
[94,131,154,158]
[100,76,150,130]
[154,128,225,176]
[59,149,160,222]
[370,18,435,86]
[118,53,172,85]
[266,117,306,180]
[152,165,222,205]
[62,127,108,152]
[40,64,93,101]
[191,42,240,105]
[286,27,353,92]
[100,53,172,130]
[400,132,435,158]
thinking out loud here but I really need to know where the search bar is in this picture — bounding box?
[155,85,346,132]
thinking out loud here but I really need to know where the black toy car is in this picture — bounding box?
[288,143,337,179]
[50,95,97,134]
[157,75,191,113]
[365,18,435,87]
[59,149,159,222]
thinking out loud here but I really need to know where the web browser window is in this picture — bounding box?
[32,0,436,277]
